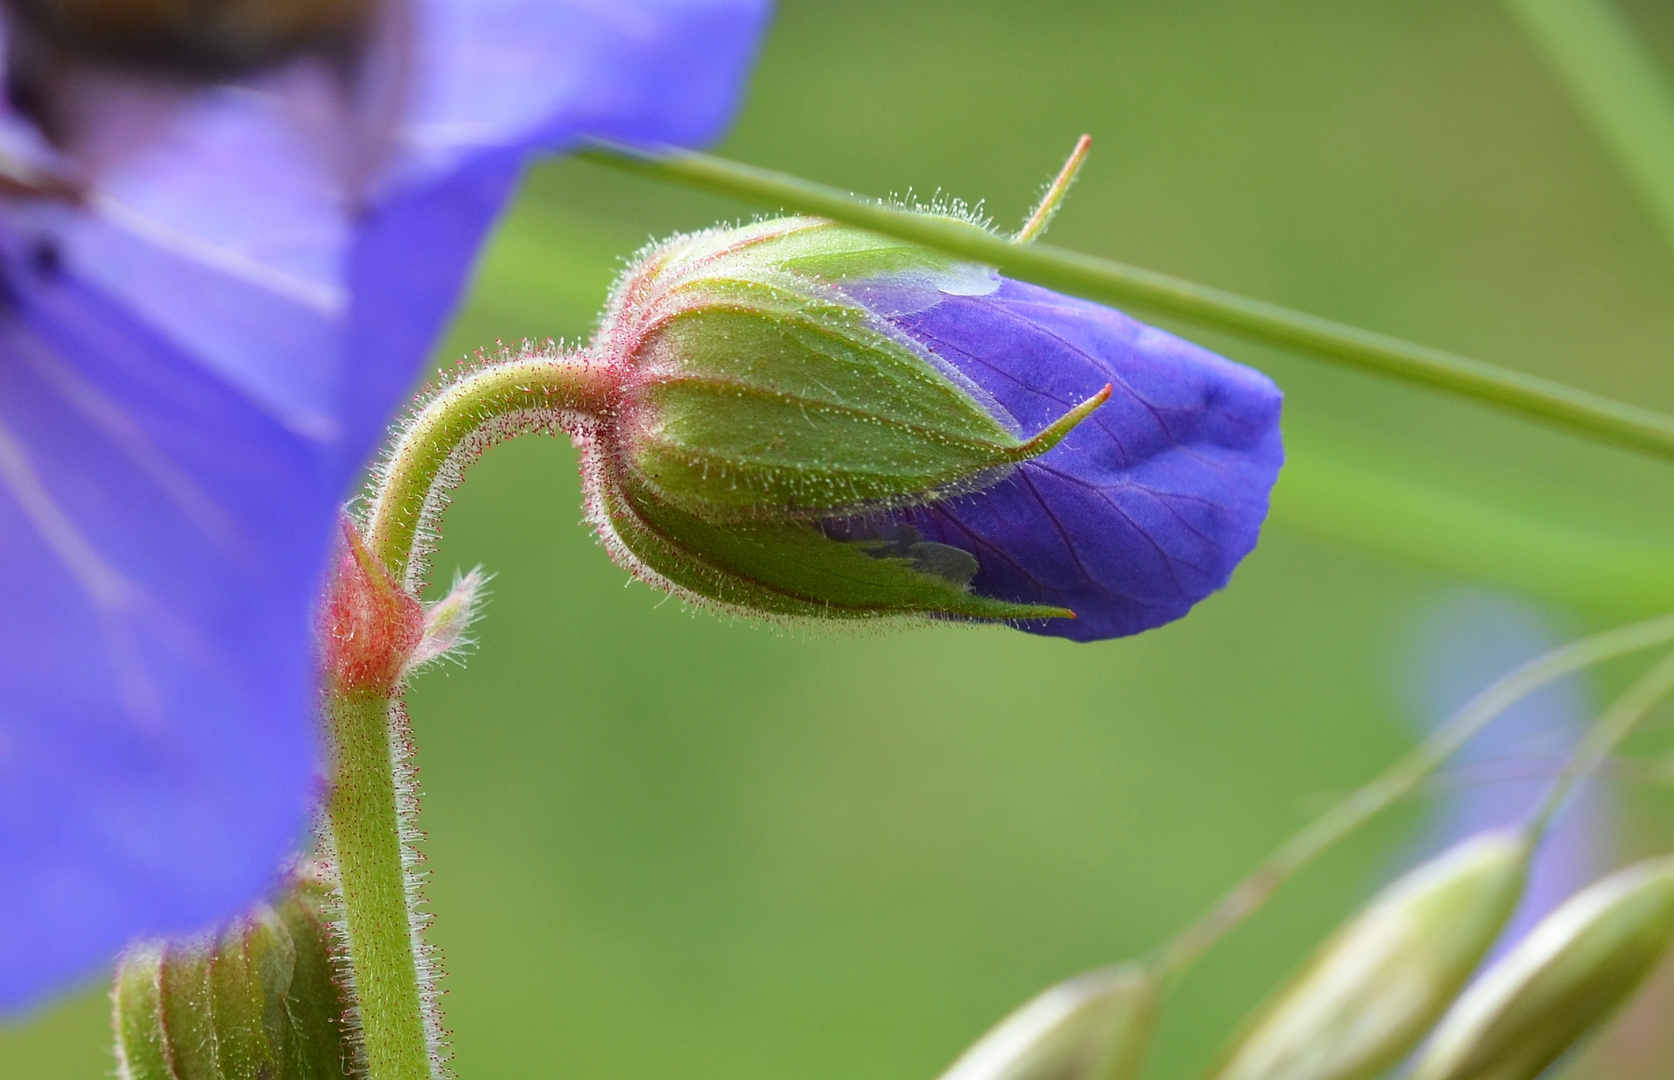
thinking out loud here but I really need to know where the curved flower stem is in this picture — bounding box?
[366,353,614,584]
[324,353,611,1078]
[1150,610,1674,986]
[579,143,1674,464]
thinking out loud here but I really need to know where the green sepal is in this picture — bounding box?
[736,215,985,284]
[274,880,361,1080]
[159,933,226,1077]
[633,279,1019,520]
[113,876,361,1080]
[208,907,294,1079]
[602,476,1071,623]
[622,219,1104,522]
[113,945,173,1080]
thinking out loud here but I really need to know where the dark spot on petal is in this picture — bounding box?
[29,239,59,279]
[0,263,21,312]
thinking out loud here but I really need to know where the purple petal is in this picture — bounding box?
[0,0,769,1010]
[882,279,1283,642]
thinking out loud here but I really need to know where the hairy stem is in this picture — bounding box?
[322,353,613,1079]
[366,354,614,585]
[1152,610,1674,983]
[580,143,1674,464]
[327,689,429,1080]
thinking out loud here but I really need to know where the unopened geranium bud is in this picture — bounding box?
[1409,854,1674,1080]
[114,875,359,1080]
[1209,831,1529,1080]
[936,965,1160,1080]
[573,215,1282,633]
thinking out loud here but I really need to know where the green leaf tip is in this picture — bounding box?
[1015,134,1092,245]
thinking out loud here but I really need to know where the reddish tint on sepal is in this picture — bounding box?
[321,520,423,694]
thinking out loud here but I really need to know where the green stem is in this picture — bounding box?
[326,689,430,1080]
[1151,610,1674,983]
[579,143,1674,464]
[366,353,615,584]
[321,353,614,1079]
[1529,648,1674,836]
[1505,0,1674,248]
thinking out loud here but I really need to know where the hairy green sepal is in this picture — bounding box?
[600,475,1070,622]
[598,218,1102,623]
[622,219,1099,522]
[114,878,360,1080]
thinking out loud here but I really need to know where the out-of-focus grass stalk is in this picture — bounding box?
[581,143,1674,464]
[1272,440,1674,616]
[1151,612,1674,983]
[1530,649,1674,834]
[1505,0,1674,247]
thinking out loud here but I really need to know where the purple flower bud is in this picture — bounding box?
[580,217,1283,638]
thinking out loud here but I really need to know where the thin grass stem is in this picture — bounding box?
[1506,0,1674,247]
[1529,649,1674,836]
[580,143,1674,464]
[1151,611,1674,984]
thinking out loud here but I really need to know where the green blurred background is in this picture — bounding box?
[9,1,1674,1077]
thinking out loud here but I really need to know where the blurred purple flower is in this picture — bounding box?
[839,277,1283,641]
[0,0,769,1012]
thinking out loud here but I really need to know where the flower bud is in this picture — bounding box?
[114,876,359,1080]
[580,215,1247,629]
[1409,854,1674,1080]
[1208,831,1530,1080]
[936,965,1160,1080]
